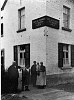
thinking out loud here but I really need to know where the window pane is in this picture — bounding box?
[1,23,3,36]
[23,58,25,65]
[20,58,22,65]
[66,45,68,50]
[20,45,25,51]
[20,53,22,58]
[21,9,25,16]
[21,15,25,29]
[63,6,70,28]
[63,45,66,50]
[63,22,68,28]
[63,14,67,21]
[63,14,69,28]
[24,52,25,58]
[63,44,68,51]
[66,58,69,64]
[66,52,68,58]
[63,52,65,58]
[63,6,70,14]
[63,7,66,14]
[63,44,69,65]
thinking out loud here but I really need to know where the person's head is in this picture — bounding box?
[26,64,29,69]
[40,62,43,66]
[12,61,16,66]
[37,62,39,65]
[33,61,36,65]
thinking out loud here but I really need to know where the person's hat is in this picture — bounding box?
[40,62,43,64]
[33,61,36,63]
[37,62,39,64]
[12,61,16,64]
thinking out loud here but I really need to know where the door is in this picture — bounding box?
[14,44,30,90]
[18,45,25,67]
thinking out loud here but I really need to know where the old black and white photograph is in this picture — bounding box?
[1,0,74,100]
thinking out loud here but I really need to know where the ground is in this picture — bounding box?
[1,83,74,100]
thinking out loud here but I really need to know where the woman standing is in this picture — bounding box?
[36,62,40,87]
[36,62,46,89]
[22,65,30,91]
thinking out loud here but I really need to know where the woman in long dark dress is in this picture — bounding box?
[22,65,30,91]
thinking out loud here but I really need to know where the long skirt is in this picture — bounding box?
[18,71,22,90]
[31,74,37,86]
[36,72,46,86]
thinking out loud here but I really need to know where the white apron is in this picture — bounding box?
[36,72,46,86]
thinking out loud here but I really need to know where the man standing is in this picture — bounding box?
[8,61,19,93]
[31,61,37,87]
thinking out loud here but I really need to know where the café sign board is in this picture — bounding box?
[32,16,59,29]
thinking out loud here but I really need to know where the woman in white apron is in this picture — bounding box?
[36,62,46,89]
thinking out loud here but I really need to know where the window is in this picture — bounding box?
[15,44,30,67]
[58,43,71,68]
[1,23,3,37]
[63,44,69,66]
[1,49,4,67]
[18,7,25,30]
[63,6,70,29]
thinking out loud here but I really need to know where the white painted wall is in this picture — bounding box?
[1,0,74,75]
[1,0,46,69]
[46,0,74,74]
[30,27,46,67]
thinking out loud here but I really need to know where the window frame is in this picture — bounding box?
[62,5,72,32]
[63,5,70,29]
[1,49,5,67]
[17,7,26,33]
[63,44,69,66]
[58,43,71,69]
[1,23,3,37]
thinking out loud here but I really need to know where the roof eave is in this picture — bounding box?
[1,0,8,11]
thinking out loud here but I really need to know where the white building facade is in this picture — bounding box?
[1,0,74,76]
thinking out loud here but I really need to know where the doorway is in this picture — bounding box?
[14,44,30,68]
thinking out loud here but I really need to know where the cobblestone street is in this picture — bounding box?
[1,83,74,100]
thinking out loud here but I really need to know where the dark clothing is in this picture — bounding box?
[1,65,5,93]
[22,68,30,91]
[31,65,37,86]
[8,65,19,79]
[40,65,46,72]
[8,78,18,92]
[8,65,19,93]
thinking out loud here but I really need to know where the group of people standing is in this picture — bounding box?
[7,61,46,93]
[31,61,46,89]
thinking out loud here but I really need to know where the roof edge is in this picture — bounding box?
[1,0,8,11]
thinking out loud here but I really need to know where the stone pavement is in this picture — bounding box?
[1,83,74,100]
[19,85,74,100]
